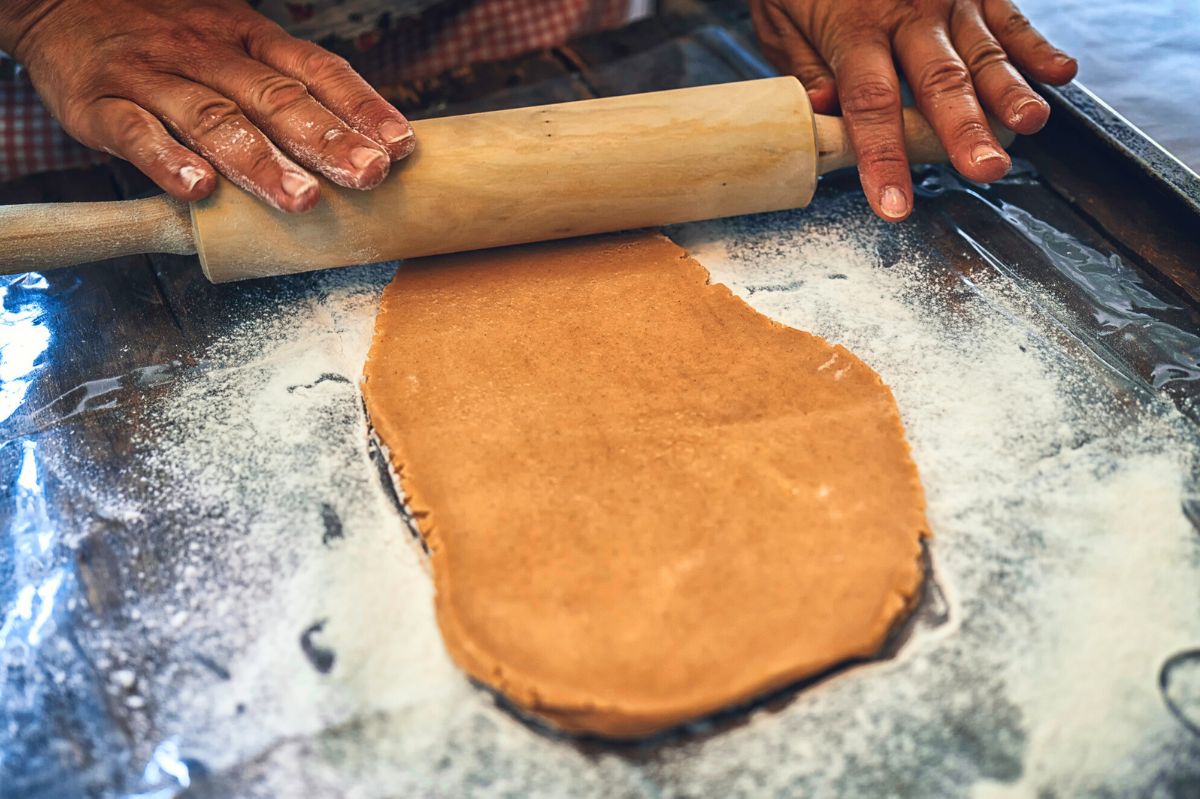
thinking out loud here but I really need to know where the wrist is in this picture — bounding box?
[0,0,66,62]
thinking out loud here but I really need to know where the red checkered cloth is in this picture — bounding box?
[0,0,639,183]
[0,71,110,181]
[357,0,635,83]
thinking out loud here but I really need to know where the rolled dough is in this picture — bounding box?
[362,232,929,738]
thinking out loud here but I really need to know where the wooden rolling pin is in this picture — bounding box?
[0,77,1011,283]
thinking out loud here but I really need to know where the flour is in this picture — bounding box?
[178,165,205,192]
[674,199,1200,797]
[168,109,318,209]
[32,183,1197,798]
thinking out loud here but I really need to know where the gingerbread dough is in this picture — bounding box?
[363,232,929,738]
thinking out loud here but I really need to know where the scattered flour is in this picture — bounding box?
[4,181,1199,798]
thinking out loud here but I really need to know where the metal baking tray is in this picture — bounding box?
[2,16,1198,799]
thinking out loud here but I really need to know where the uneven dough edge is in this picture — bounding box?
[362,232,930,740]
[435,547,926,739]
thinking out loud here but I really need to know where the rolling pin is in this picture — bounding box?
[0,77,1011,283]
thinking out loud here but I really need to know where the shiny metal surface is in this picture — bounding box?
[2,15,1200,799]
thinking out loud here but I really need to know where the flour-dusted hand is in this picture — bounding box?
[749,0,1076,221]
[0,0,416,212]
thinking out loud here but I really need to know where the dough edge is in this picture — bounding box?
[362,231,930,739]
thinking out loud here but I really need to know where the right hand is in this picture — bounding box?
[1,0,416,212]
[749,0,1077,222]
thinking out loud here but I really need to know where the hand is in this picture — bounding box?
[1,0,417,212]
[749,0,1077,221]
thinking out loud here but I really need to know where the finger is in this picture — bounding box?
[761,1,838,113]
[950,5,1048,134]
[982,0,1077,85]
[247,28,416,160]
[141,78,320,213]
[197,54,390,190]
[750,0,797,76]
[828,36,911,221]
[893,21,1010,183]
[79,98,217,201]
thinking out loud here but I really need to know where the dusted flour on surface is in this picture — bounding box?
[3,174,1198,798]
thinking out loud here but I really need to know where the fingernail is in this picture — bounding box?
[1053,53,1076,68]
[880,186,908,219]
[179,164,206,191]
[281,171,317,198]
[349,145,385,170]
[971,143,1007,166]
[379,120,413,144]
[1011,97,1043,124]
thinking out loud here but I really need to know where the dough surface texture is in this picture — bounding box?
[362,232,929,737]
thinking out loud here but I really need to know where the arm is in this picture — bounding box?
[0,0,416,212]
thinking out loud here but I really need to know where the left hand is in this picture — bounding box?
[1,0,416,213]
[749,0,1077,221]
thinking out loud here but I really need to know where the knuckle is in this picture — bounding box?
[240,19,284,55]
[248,75,311,116]
[186,97,245,139]
[345,94,389,124]
[161,22,208,55]
[178,5,227,31]
[857,137,907,167]
[110,111,156,147]
[827,18,876,49]
[998,11,1032,39]
[962,38,1009,74]
[299,48,353,78]
[241,146,282,179]
[951,117,991,142]
[841,78,900,116]
[915,57,973,98]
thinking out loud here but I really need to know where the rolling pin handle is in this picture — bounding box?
[0,194,196,276]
